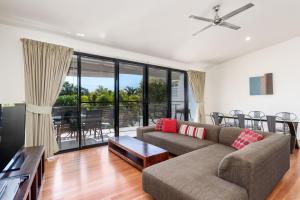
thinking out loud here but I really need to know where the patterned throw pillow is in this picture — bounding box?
[231,129,264,150]
[155,118,168,131]
[178,125,206,140]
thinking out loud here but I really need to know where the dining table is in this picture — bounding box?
[209,113,299,154]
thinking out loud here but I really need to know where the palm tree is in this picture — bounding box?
[124,86,138,96]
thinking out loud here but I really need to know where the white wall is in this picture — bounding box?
[0,23,191,103]
[205,36,300,137]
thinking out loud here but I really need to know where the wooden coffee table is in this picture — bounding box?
[108,136,169,170]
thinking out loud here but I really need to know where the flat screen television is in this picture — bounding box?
[0,103,26,173]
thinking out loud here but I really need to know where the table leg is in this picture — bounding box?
[287,122,298,153]
[293,122,299,149]
[57,125,61,145]
[174,104,177,119]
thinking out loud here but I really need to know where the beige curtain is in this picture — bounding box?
[21,38,73,158]
[188,70,206,123]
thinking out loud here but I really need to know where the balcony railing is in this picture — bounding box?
[52,102,143,151]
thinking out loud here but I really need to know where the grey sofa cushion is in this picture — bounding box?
[218,134,290,200]
[219,127,272,146]
[143,131,215,155]
[177,120,221,143]
[143,144,247,200]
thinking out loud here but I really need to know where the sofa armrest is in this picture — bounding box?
[218,134,290,200]
[136,126,156,140]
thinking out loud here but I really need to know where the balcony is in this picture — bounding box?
[52,103,143,151]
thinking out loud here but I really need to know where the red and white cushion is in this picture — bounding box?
[231,129,264,150]
[178,125,206,140]
[155,118,168,131]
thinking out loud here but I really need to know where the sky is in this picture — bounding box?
[66,74,142,91]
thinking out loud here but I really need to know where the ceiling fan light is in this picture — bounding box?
[245,36,251,41]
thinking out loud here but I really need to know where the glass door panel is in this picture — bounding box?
[80,57,115,146]
[148,68,168,125]
[171,71,186,120]
[53,55,79,151]
[119,63,144,137]
[188,86,196,121]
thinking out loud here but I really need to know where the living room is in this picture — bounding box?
[0,0,299,200]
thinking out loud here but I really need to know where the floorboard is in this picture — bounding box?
[40,146,300,200]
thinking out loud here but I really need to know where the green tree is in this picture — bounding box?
[55,95,77,106]
[148,78,167,103]
[60,82,77,95]
[55,79,168,127]
[124,86,138,96]
[59,81,89,96]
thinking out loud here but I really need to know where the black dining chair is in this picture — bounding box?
[275,112,298,134]
[248,111,265,131]
[101,106,114,135]
[174,107,192,120]
[82,109,104,143]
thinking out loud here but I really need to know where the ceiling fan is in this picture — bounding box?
[190,3,254,36]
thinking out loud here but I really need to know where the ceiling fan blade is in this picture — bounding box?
[219,21,241,30]
[192,24,213,36]
[189,15,214,23]
[221,3,254,20]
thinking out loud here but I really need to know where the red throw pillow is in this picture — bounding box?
[231,129,264,150]
[155,118,168,131]
[162,119,177,133]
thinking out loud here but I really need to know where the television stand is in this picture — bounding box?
[0,146,45,200]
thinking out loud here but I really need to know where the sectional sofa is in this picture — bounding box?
[137,120,290,200]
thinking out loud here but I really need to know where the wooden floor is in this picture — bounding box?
[40,146,300,200]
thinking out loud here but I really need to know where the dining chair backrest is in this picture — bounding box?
[61,106,77,123]
[248,111,265,119]
[248,111,265,131]
[101,106,115,126]
[266,115,292,134]
[228,110,243,127]
[275,112,297,121]
[52,107,62,118]
[229,110,243,116]
[85,109,102,129]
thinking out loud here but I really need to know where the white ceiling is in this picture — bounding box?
[0,0,300,66]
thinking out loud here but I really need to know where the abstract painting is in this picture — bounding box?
[249,73,273,95]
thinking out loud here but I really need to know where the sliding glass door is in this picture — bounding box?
[148,67,168,125]
[80,56,115,147]
[53,52,189,152]
[119,62,144,137]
